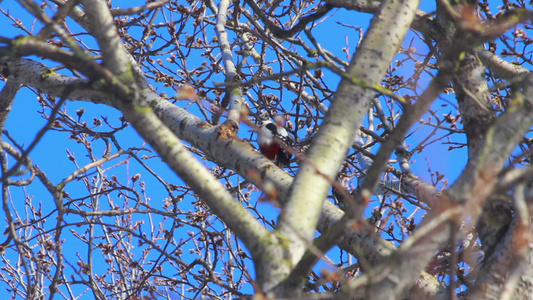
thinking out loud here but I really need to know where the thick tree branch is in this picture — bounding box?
[215,0,244,124]
[79,0,131,74]
[275,0,419,280]
[119,92,270,260]
[0,80,19,133]
[340,72,533,299]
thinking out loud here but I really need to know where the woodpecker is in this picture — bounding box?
[255,120,294,167]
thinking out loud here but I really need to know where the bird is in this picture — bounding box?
[254,119,294,167]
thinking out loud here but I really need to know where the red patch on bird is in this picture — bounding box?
[259,144,280,160]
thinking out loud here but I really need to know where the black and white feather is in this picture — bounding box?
[256,120,294,167]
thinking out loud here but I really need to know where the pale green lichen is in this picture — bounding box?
[258,231,293,266]
[117,63,135,83]
[231,87,243,96]
[133,101,153,113]
[41,68,59,79]
[9,36,33,57]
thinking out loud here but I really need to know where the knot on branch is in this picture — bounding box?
[217,120,239,140]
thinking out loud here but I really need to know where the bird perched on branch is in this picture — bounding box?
[254,119,294,167]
